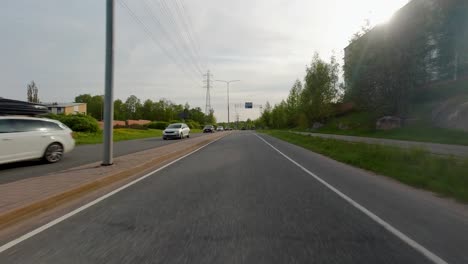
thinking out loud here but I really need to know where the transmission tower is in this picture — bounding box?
[203,70,213,115]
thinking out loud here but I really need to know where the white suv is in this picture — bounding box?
[0,116,75,164]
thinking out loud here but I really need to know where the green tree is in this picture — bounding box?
[141,99,154,120]
[260,101,272,128]
[301,53,339,125]
[124,95,141,120]
[205,109,216,124]
[27,81,39,103]
[74,94,92,104]
[113,99,125,120]
[285,80,303,127]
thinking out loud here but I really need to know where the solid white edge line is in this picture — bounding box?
[0,135,225,254]
[254,133,448,264]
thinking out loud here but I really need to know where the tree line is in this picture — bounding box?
[257,53,341,129]
[344,0,468,117]
[258,1,468,129]
[74,94,216,125]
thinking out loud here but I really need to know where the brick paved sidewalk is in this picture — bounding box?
[0,132,227,228]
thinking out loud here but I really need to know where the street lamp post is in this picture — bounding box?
[215,80,240,126]
[102,0,115,166]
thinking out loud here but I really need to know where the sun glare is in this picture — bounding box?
[368,0,409,25]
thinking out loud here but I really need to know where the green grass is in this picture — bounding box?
[74,128,203,145]
[261,130,468,202]
[74,128,163,145]
[191,128,202,134]
[303,112,468,146]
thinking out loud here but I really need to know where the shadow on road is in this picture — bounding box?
[0,159,44,171]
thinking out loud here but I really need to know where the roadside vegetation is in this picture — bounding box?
[74,128,163,145]
[295,112,468,146]
[254,5,468,145]
[261,130,468,202]
[45,114,203,145]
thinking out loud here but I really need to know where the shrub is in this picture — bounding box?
[45,114,99,133]
[147,121,169,130]
[186,120,201,129]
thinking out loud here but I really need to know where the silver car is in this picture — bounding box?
[163,123,190,140]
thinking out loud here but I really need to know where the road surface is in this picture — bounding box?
[294,131,468,157]
[0,133,204,184]
[1,131,467,263]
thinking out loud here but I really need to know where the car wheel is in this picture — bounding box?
[43,143,64,163]
[187,133,190,138]
[163,137,167,140]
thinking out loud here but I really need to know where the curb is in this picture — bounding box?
[0,134,226,230]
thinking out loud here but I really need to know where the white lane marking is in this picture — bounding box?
[255,134,448,264]
[0,136,225,253]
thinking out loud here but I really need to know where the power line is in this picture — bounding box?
[172,0,207,70]
[176,0,206,68]
[118,0,200,83]
[140,0,203,76]
[158,0,205,74]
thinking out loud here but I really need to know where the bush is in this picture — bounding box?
[45,114,99,133]
[186,120,201,129]
[147,121,169,130]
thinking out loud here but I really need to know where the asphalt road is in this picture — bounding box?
[1,131,467,263]
[0,133,204,185]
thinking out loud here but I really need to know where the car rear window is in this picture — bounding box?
[0,119,63,133]
[42,121,63,131]
[10,119,47,132]
[0,119,14,133]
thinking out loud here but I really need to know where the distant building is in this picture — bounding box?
[45,102,87,115]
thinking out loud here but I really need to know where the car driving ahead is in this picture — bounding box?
[0,116,75,165]
[216,126,224,131]
[203,125,215,133]
[163,123,190,140]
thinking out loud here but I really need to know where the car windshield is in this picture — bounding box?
[167,124,182,129]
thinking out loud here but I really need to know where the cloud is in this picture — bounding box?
[0,0,408,122]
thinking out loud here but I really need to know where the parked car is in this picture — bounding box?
[203,125,215,133]
[216,126,224,131]
[0,116,75,165]
[163,123,190,140]
[225,126,232,131]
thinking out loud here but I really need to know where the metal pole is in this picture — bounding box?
[102,0,115,166]
[215,80,239,126]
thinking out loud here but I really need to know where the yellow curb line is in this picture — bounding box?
[0,134,226,230]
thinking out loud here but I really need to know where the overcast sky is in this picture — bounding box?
[1,0,408,122]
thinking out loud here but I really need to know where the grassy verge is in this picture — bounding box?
[74,128,203,145]
[261,130,468,202]
[297,112,468,146]
[74,129,163,145]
